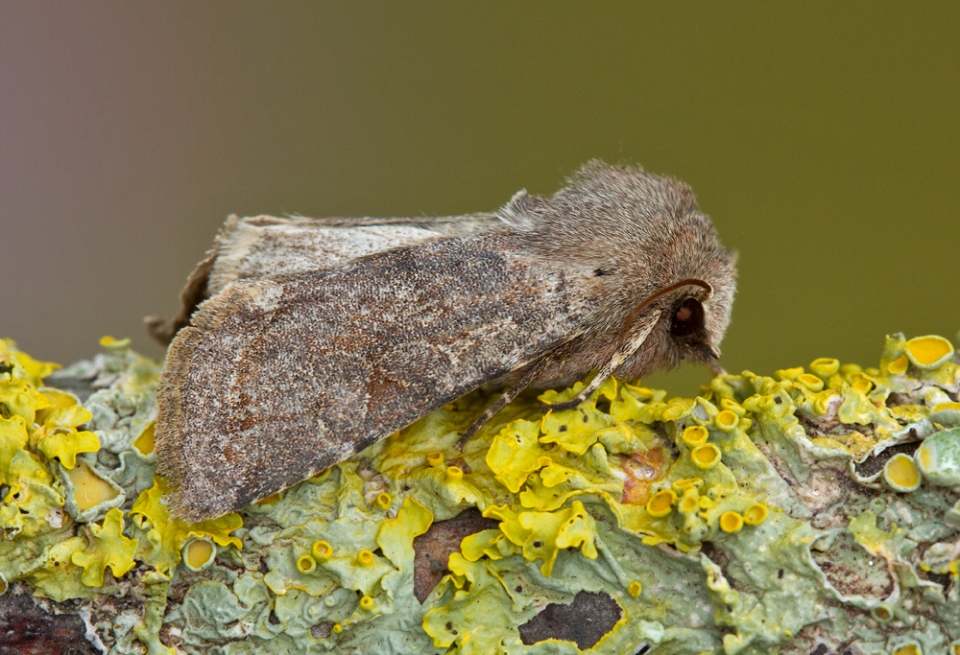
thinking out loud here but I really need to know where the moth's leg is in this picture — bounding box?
[456,360,548,451]
[707,360,727,377]
[542,309,662,413]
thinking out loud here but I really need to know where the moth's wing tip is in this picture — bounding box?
[155,448,232,523]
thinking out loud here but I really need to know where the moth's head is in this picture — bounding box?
[620,244,737,380]
[506,159,738,378]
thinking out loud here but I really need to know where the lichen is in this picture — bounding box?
[2,331,960,655]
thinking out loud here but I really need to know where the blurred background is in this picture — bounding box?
[1,2,958,395]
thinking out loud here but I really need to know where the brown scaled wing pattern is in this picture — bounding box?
[157,234,580,521]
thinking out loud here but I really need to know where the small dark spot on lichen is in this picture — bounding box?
[445,622,453,630]
[809,645,830,655]
[774,396,782,404]
[558,425,568,432]
[268,612,280,625]
[515,585,522,593]
[533,541,542,548]
[778,569,784,579]
[311,622,334,639]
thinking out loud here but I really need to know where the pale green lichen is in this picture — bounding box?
[2,332,960,654]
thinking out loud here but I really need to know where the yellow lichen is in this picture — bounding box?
[883,453,921,492]
[714,409,739,431]
[130,477,242,578]
[850,375,873,394]
[71,508,139,587]
[691,443,722,470]
[672,477,703,492]
[0,413,61,537]
[796,373,825,392]
[10,333,960,651]
[872,605,892,621]
[904,335,954,369]
[254,492,281,506]
[183,538,215,571]
[809,357,840,378]
[132,421,156,455]
[98,335,129,349]
[538,378,619,454]
[646,489,677,517]
[681,425,709,447]
[375,491,392,510]
[66,461,118,511]
[485,420,545,493]
[36,430,100,469]
[460,529,511,562]
[516,500,598,576]
[1,339,59,386]
[719,511,744,533]
[887,354,909,375]
[679,491,700,514]
[892,643,921,655]
[742,503,768,526]
[484,501,598,577]
[376,496,433,584]
[445,465,463,481]
[312,539,333,560]
[296,553,317,574]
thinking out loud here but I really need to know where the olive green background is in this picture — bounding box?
[2,3,958,395]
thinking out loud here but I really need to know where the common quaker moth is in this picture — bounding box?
[151,161,737,521]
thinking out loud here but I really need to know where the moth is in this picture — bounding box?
[152,161,737,521]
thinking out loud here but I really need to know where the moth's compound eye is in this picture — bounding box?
[670,297,704,338]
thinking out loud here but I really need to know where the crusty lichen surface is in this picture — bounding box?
[1,333,959,655]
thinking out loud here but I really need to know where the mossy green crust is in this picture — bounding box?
[1,333,959,655]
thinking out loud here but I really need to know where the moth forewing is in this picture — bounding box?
[155,235,588,522]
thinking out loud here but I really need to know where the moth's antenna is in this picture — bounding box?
[622,278,711,330]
